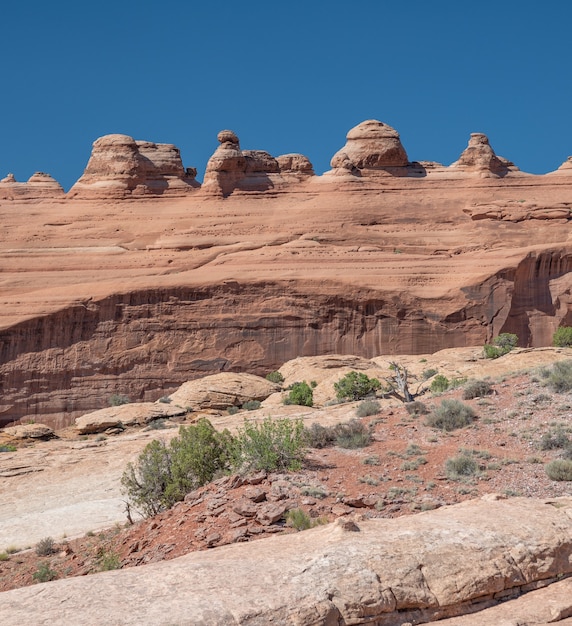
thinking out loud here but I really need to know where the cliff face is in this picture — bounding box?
[2,119,572,426]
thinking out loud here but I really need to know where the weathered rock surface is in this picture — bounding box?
[1,497,571,625]
[451,132,517,177]
[74,402,187,434]
[68,134,199,198]
[0,171,65,200]
[3,423,54,439]
[168,372,279,410]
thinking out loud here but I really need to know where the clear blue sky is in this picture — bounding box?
[1,1,571,190]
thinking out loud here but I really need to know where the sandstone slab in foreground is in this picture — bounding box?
[1,497,571,625]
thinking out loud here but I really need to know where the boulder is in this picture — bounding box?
[329,119,409,174]
[75,402,187,434]
[3,423,54,439]
[0,497,571,625]
[168,372,280,410]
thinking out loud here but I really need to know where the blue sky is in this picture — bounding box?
[1,1,571,190]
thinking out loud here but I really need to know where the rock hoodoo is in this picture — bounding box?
[328,119,409,175]
[68,134,200,198]
[0,171,65,200]
[451,132,516,177]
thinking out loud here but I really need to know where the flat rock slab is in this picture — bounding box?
[1,497,571,625]
[75,403,187,433]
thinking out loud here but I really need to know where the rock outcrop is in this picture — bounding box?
[1,497,571,625]
[0,171,65,200]
[327,119,409,176]
[68,134,199,198]
[551,156,572,175]
[450,132,517,177]
[202,130,314,195]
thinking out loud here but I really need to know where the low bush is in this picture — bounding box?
[405,401,429,416]
[545,459,572,481]
[426,399,476,431]
[158,396,171,404]
[233,417,305,472]
[97,549,121,571]
[335,419,371,449]
[266,371,285,384]
[545,360,572,393]
[430,375,450,393]
[241,400,261,411]
[462,379,493,400]
[540,427,571,450]
[445,454,479,480]
[0,444,16,453]
[553,326,572,347]
[422,368,438,380]
[284,381,313,407]
[0,552,9,561]
[334,371,381,402]
[35,537,55,557]
[303,422,338,449]
[32,562,58,583]
[286,508,327,531]
[483,333,518,359]
[109,394,130,406]
[147,419,167,430]
[355,399,381,417]
[227,406,239,415]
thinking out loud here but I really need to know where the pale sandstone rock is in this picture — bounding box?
[0,170,64,199]
[550,156,572,174]
[276,153,314,179]
[329,119,409,173]
[3,423,54,439]
[450,132,515,176]
[0,497,571,625]
[75,402,186,434]
[168,372,280,410]
[0,173,16,183]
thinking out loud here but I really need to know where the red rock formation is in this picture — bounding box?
[0,171,65,200]
[450,132,519,177]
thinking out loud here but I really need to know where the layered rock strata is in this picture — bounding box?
[0,171,65,200]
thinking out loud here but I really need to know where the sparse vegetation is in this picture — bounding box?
[35,537,55,557]
[32,562,58,583]
[334,419,372,449]
[158,396,172,404]
[241,400,261,411]
[426,399,476,431]
[545,360,572,393]
[109,394,130,406]
[266,371,284,384]
[284,381,314,407]
[422,368,438,380]
[227,405,239,415]
[97,549,121,571]
[405,401,429,416]
[430,375,450,393]
[540,427,571,450]
[0,444,16,452]
[483,333,518,359]
[355,399,381,417]
[0,552,9,561]
[285,508,327,531]
[334,371,381,402]
[462,379,493,400]
[545,459,572,481]
[553,326,572,347]
[445,454,479,480]
[303,422,337,448]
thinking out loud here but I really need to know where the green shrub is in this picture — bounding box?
[109,394,130,406]
[355,399,381,417]
[335,419,371,449]
[303,422,337,449]
[540,427,571,450]
[545,459,572,481]
[147,419,167,430]
[0,444,16,452]
[546,360,572,393]
[0,552,9,561]
[462,379,493,400]
[284,382,314,407]
[422,368,438,380]
[35,537,55,557]
[334,371,381,402]
[266,371,285,384]
[242,400,261,411]
[553,326,572,347]
[426,399,476,431]
[405,401,429,416]
[484,333,518,359]
[430,375,450,393]
[32,562,58,583]
[227,405,240,415]
[158,396,171,404]
[445,454,479,480]
[121,418,232,517]
[97,550,121,571]
[286,508,327,531]
[233,417,305,472]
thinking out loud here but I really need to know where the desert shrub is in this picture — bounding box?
[405,401,429,416]
[426,399,476,431]
[483,333,518,359]
[0,444,16,452]
[422,368,438,380]
[233,417,305,472]
[462,379,493,400]
[32,562,58,583]
[303,422,337,449]
[266,371,285,384]
[121,418,232,517]
[335,419,371,449]
[97,550,121,571]
[147,419,167,430]
[300,485,328,499]
[285,508,312,530]
[227,405,240,415]
[334,371,381,402]
[35,537,55,557]
[545,459,572,481]
[540,427,571,450]
[284,381,313,407]
[430,375,450,393]
[109,394,130,406]
[553,326,572,347]
[546,360,572,393]
[445,454,479,480]
[0,552,9,561]
[242,400,261,411]
[158,396,171,404]
[355,399,381,417]
[362,455,381,465]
